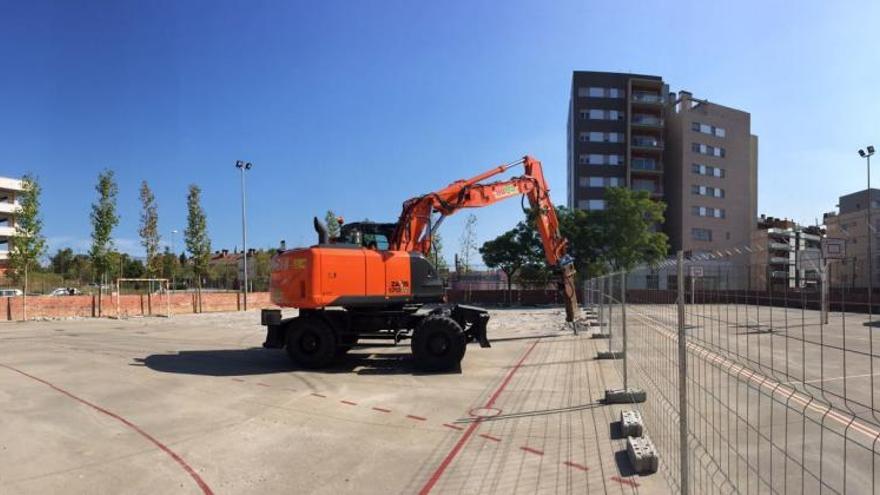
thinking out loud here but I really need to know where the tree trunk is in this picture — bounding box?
[196,274,202,313]
[505,269,513,307]
[98,272,103,317]
[22,262,28,321]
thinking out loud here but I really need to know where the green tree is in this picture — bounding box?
[185,184,211,310]
[558,188,668,277]
[89,169,119,314]
[138,181,161,277]
[479,221,543,304]
[458,213,478,273]
[9,174,47,317]
[49,247,75,277]
[596,187,668,271]
[429,231,449,273]
[325,210,340,239]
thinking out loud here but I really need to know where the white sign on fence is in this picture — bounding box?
[690,266,704,278]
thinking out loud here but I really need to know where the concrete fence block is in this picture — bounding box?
[626,435,659,474]
[620,410,644,437]
[604,388,647,404]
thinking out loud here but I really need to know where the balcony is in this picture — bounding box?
[770,256,790,264]
[769,241,792,251]
[631,158,662,173]
[632,92,664,105]
[631,114,664,128]
[770,271,790,279]
[0,202,20,215]
[632,181,662,196]
[631,136,664,150]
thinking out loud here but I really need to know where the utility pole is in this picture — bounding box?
[859,146,875,317]
[171,229,178,293]
[235,160,253,310]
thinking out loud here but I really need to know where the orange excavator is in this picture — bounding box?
[261,155,578,370]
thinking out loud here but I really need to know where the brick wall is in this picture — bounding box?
[2,292,279,321]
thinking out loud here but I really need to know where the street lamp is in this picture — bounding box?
[859,145,875,316]
[171,229,179,293]
[235,160,253,310]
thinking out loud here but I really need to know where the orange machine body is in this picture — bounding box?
[270,245,443,309]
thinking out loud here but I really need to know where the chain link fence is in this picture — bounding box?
[587,251,880,494]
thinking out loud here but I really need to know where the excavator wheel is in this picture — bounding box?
[411,315,466,371]
[285,316,337,369]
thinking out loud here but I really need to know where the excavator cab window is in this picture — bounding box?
[362,233,389,250]
[341,222,395,250]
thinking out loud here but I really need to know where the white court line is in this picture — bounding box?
[784,372,880,386]
[629,307,880,443]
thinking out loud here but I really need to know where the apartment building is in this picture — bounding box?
[664,91,758,254]
[567,72,759,255]
[0,177,24,271]
[823,189,880,288]
[749,216,822,290]
[567,71,668,211]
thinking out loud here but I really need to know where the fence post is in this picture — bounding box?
[621,270,628,389]
[598,277,605,334]
[608,274,614,349]
[676,251,689,494]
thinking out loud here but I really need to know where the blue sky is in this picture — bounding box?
[1,0,878,263]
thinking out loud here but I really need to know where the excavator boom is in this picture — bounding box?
[390,155,579,321]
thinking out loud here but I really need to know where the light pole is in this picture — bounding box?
[171,229,179,293]
[235,160,253,310]
[859,145,875,316]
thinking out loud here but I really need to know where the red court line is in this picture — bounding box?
[442,423,463,431]
[406,414,427,421]
[0,363,214,495]
[231,378,245,382]
[478,433,501,442]
[610,476,640,487]
[520,446,544,456]
[372,407,391,413]
[310,393,326,398]
[563,461,589,472]
[341,400,358,406]
[418,339,540,495]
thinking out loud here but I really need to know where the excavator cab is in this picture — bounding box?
[339,222,396,250]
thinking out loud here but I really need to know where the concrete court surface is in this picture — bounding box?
[0,308,668,494]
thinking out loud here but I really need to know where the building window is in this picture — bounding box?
[692,228,713,241]
[584,176,622,188]
[587,131,625,143]
[583,154,624,166]
[692,122,727,138]
[580,87,625,98]
[691,142,725,157]
[587,109,625,120]
[691,206,726,218]
[588,199,606,210]
[691,163,725,177]
[690,184,725,198]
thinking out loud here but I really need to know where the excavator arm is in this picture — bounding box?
[390,155,580,322]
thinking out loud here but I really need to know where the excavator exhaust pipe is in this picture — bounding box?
[314,217,329,244]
